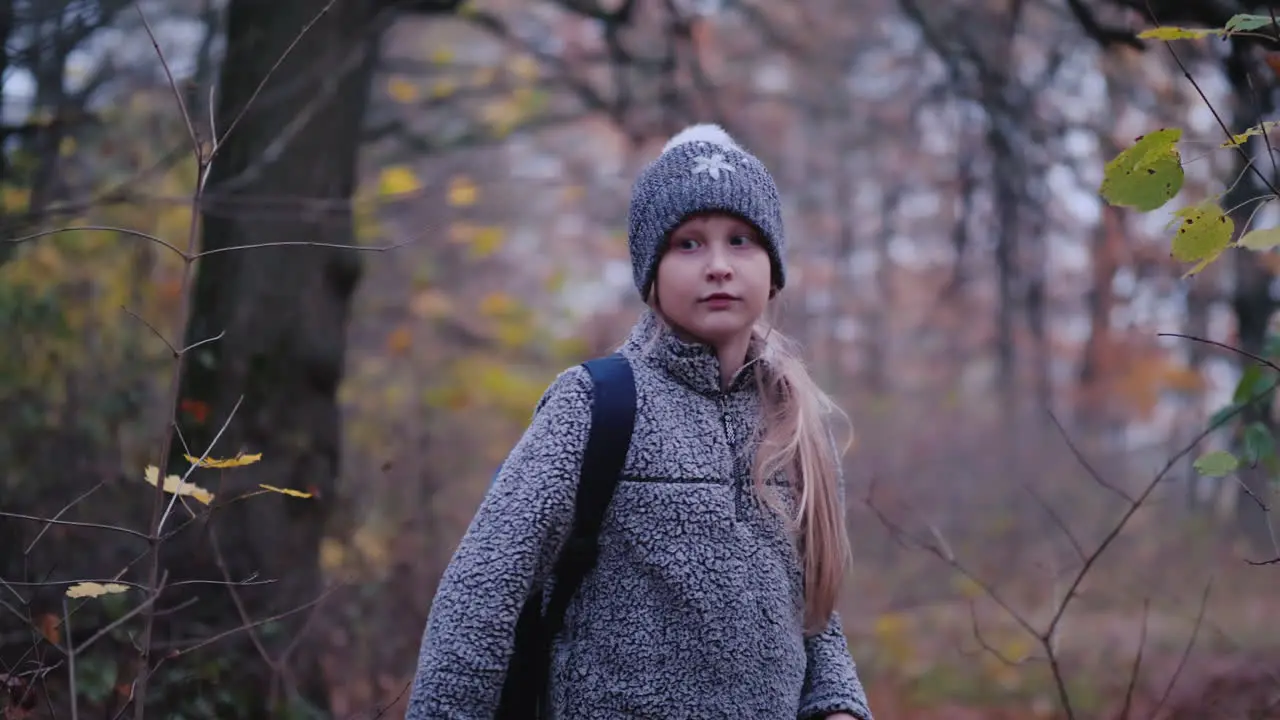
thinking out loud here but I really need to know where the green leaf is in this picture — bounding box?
[1100,128,1184,211]
[1238,226,1280,251]
[1137,26,1222,40]
[1243,421,1275,466]
[1225,14,1274,33]
[1208,402,1244,429]
[1262,453,1280,480]
[1170,199,1234,276]
[1234,364,1270,404]
[1193,450,1239,477]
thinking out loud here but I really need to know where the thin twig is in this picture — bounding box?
[366,678,413,720]
[122,306,179,356]
[1157,332,1280,374]
[207,0,342,164]
[1023,482,1086,562]
[867,362,1276,720]
[1150,581,1212,718]
[4,225,187,258]
[134,3,200,157]
[1118,598,1149,720]
[157,584,341,660]
[0,512,152,542]
[191,235,420,259]
[157,394,245,534]
[964,599,1034,666]
[1155,35,1280,199]
[24,481,105,554]
[1046,410,1133,503]
[180,330,225,355]
[209,523,277,686]
[64,596,77,720]
[74,577,167,657]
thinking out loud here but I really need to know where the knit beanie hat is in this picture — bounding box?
[626,123,786,301]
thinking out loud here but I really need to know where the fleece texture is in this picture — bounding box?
[627,123,786,300]
[406,309,872,720]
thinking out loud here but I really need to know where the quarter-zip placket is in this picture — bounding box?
[719,391,749,520]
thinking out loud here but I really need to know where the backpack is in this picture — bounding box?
[493,352,637,719]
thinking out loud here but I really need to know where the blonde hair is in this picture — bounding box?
[642,302,853,635]
[749,321,853,634]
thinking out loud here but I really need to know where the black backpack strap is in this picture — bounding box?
[542,352,636,637]
[496,353,636,719]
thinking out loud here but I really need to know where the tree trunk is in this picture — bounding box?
[154,0,380,716]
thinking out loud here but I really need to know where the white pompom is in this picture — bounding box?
[661,123,740,152]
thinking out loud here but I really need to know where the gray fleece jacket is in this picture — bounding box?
[407,310,873,720]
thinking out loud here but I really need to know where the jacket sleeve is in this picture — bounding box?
[798,611,873,719]
[406,366,594,720]
[798,421,873,720]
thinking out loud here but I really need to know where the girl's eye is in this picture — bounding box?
[730,234,753,246]
[675,238,700,250]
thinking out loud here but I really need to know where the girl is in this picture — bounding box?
[407,124,873,720]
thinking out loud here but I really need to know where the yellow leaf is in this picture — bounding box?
[378,165,423,197]
[469,225,505,258]
[508,54,540,82]
[387,76,419,103]
[1,183,30,211]
[143,465,214,505]
[495,319,533,348]
[259,484,313,498]
[1221,120,1280,148]
[430,47,454,64]
[185,452,262,468]
[320,537,346,572]
[950,572,984,600]
[431,79,456,99]
[544,269,567,293]
[1100,127,1184,211]
[1169,199,1234,276]
[447,176,478,206]
[1137,26,1222,40]
[1239,226,1280,251]
[66,581,130,599]
[872,611,909,640]
[424,384,471,410]
[479,292,518,317]
[480,99,521,137]
[386,325,413,355]
[1183,252,1222,278]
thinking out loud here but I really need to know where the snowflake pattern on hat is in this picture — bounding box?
[690,153,735,180]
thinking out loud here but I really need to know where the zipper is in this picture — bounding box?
[718,392,747,520]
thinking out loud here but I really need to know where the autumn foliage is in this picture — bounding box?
[4,2,1280,720]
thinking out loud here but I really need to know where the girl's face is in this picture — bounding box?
[653,212,773,349]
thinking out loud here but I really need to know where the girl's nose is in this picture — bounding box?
[705,246,734,280]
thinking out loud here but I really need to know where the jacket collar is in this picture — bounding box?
[620,309,762,398]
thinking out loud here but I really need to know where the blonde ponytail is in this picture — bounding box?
[750,325,852,635]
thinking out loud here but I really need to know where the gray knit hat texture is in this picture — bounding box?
[627,123,786,300]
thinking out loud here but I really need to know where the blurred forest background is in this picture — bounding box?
[3,0,1280,718]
